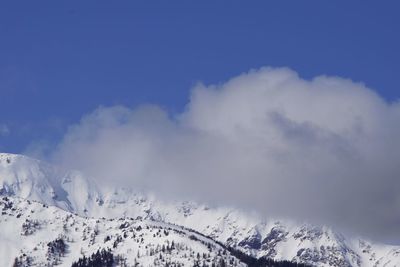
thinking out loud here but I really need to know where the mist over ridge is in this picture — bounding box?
[38,67,400,242]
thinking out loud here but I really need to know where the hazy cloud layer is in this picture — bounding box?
[53,67,400,242]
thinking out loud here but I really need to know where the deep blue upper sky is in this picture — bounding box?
[0,1,399,153]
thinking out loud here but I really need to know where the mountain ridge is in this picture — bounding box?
[1,153,399,267]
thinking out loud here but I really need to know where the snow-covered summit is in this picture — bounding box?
[0,153,101,214]
[0,153,56,203]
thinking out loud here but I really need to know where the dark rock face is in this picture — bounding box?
[261,226,289,258]
[178,201,195,218]
[293,226,323,242]
[295,245,361,267]
[298,246,347,267]
[0,186,15,196]
[238,230,262,250]
[291,226,362,267]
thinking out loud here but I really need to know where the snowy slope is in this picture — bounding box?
[0,196,247,267]
[1,153,400,267]
[0,153,101,215]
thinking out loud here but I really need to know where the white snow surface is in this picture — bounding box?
[1,153,400,267]
[0,196,243,266]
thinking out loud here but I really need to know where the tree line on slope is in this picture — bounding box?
[71,249,114,267]
[69,247,312,267]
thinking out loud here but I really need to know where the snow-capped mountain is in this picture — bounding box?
[1,153,400,267]
[0,196,249,266]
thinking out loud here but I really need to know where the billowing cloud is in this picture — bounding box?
[53,67,400,242]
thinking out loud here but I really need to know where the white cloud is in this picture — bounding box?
[53,67,400,242]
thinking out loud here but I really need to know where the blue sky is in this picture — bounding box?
[0,1,399,153]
